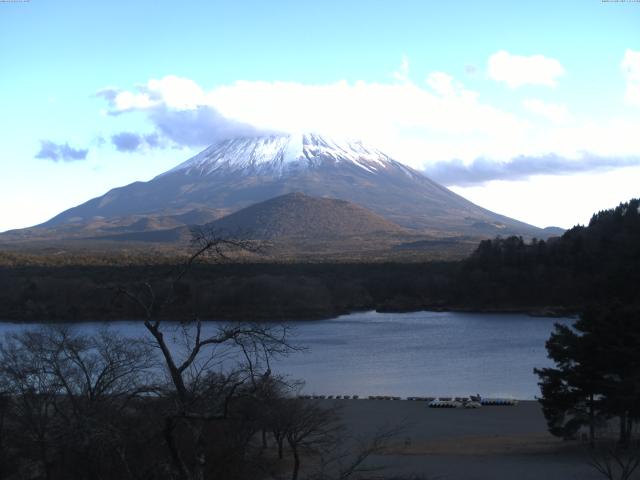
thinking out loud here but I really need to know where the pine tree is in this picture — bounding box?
[535,319,603,445]
[535,304,640,446]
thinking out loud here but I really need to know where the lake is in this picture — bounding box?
[0,310,572,400]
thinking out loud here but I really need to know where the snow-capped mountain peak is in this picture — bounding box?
[164,132,404,177]
[34,131,545,239]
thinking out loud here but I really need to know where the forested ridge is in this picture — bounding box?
[456,198,640,311]
[0,198,638,321]
[531,200,640,459]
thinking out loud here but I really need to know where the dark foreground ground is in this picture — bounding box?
[323,399,600,480]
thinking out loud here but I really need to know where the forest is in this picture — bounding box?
[0,199,640,321]
[0,198,638,322]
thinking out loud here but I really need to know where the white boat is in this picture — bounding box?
[428,399,462,408]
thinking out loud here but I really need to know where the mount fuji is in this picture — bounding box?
[11,133,550,242]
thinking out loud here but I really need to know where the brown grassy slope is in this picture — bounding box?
[207,192,408,240]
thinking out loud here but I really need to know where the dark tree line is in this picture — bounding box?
[0,261,456,322]
[456,198,640,312]
[4,199,640,323]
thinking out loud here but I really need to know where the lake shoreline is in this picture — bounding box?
[0,305,579,324]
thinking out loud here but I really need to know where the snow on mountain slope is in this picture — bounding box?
[164,133,416,178]
[27,132,548,239]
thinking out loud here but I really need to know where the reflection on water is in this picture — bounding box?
[0,310,572,399]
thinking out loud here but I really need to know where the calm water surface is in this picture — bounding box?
[0,311,572,399]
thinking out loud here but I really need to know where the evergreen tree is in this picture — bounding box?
[535,319,603,445]
[535,304,640,446]
[586,305,640,446]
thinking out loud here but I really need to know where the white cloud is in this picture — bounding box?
[451,165,640,229]
[522,98,571,124]
[622,49,640,106]
[98,73,529,165]
[97,76,208,113]
[97,70,640,172]
[209,76,525,142]
[393,55,410,82]
[539,118,640,159]
[488,50,565,88]
[426,72,464,97]
[146,76,206,109]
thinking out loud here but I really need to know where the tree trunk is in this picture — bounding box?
[163,417,190,480]
[145,324,189,401]
[291,445,300,480]
[193,427,206,480]
[276,435,284,459]
[619,411,630,447]
[589,393,595,448]
[115,446,137,480]
[36,438,52,480]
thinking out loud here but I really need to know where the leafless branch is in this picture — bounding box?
[589,441,640,480]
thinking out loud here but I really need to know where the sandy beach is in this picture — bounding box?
[319,399,601,480]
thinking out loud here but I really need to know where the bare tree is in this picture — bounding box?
[0,330,65,480]
[0,390,8,477]
[117,228,297,480]
[589,441,640,480]
[310,423,406,480]
[282,399,341,480]
[0,327,155,480]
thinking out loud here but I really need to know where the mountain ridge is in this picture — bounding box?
[6,133,555,242]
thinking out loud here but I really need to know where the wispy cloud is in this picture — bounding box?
[488,50,565,88]
[35,140,88,162]
[149,105,268,147]
[111,132,142,152]
[111,131,162,152]
[98,76,273,148]
[425,154,640,186]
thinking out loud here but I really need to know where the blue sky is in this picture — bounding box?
[1,0,639,231]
